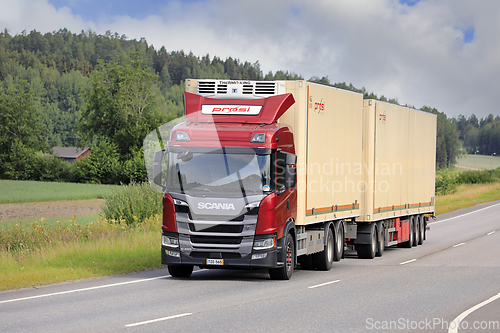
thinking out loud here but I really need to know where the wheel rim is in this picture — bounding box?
[327,229,334,262]
[371,228,376,254]
[286,237,293,273]
[336,228,343,254]
[409,221,413,244]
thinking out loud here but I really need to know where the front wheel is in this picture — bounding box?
[168,264,194,278]
[270,233,295,280]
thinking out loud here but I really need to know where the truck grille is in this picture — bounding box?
[197,80,277,96]
[254,82,277,95]
[189,224,243,233]
[190,235,242,245]
[190,213,245,221]
[189,252,242,259]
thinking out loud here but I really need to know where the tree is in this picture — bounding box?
[0,81,47,177]
[421,106,461,169]
[79,52,165,157]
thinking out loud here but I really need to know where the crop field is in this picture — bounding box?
[0,180,120,204]
[455,154,500,170]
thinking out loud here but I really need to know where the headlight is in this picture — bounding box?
[176,131,190,141]
[174,199,188,206]
[165,249,180,257]
[162,235,179,247]
[245,201,260,209]
[253,237,275,250]
[250,133,265,143]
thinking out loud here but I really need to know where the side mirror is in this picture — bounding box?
[153,150,166,189]
[284,153,297,189]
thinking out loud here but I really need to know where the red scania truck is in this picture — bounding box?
[145,79,436,280]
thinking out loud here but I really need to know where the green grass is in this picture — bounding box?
[0,180,120,204]
[0,214,101,231]
[0,215,162,291]
[456,154,500,170]
[435,183,500,215]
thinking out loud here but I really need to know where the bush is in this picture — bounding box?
[435,174,458,195]
[101,182,162,226]
[2,141,71,181]
[70,140,121,184]
[456,170,493,184]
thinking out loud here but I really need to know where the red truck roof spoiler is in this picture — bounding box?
[184,91,295,124]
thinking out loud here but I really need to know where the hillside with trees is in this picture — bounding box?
[0,28,493,183]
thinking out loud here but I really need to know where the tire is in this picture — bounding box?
[418,215,424,245]
[314,225,334,270]
[168,264,194,278]
[333,221,344,262]
[376,222,385,257]
[270,233,295,280]
[400,217,413,248]
[357,223,376,259]
[413,216,419,247]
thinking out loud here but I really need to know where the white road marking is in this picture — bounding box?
[0,269,205,305]
[429,202,500,225]
[125,313,192,327]
[452,242,465,248]
[399,259,417,265]
[487,231,496,235]
[0,275,171,305]
[308,280,340,289]
[448,292,500,333]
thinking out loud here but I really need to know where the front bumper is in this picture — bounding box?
[161,231,281,269]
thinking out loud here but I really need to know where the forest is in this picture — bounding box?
[0,28,496,183]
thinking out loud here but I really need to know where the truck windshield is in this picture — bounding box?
[166,151,271,197]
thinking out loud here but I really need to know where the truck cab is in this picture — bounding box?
[148,81,298,279]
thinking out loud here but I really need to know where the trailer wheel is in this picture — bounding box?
[333,221,344,262]
[357,223,376,259]
[314,225,334,270]
[418,215,424,245]
[400,217,413,248]
[376,222,385,257]
[270,233,295,280]
[413,216,419,247]
[168,265,193,278]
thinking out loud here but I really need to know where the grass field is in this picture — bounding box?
[0,215,162,291]
[435,182,500,215]
[455,154,500,170]
[0,180,120,204]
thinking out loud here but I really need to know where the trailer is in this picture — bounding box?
[145,79,436,279]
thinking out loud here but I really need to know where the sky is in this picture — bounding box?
[1,0,499,119]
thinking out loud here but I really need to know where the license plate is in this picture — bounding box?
[206,258,224,265]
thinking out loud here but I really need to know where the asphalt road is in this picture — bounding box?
[1,201,500,333]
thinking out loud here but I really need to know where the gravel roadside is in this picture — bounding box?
[0,199,105,222]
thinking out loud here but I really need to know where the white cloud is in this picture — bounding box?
[1,0,499,118]
[0,0,95,33]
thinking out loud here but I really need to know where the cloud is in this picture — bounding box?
[0,0,95,33]
[1,0,499,118]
